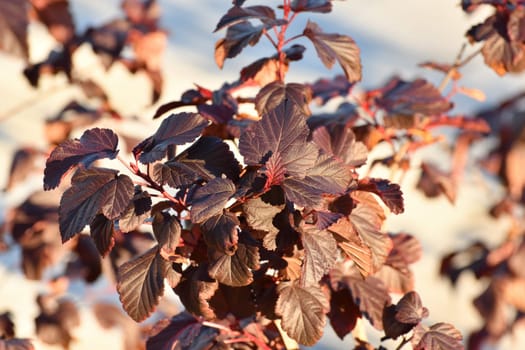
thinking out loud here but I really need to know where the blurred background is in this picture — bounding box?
[1,0,524,349]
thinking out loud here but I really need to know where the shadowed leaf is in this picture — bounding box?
[201,212,239,255]
[90,214,115,257]
[395,291,429,324]
[291,0,332,13]
[59,168,134,242]
[175,265,219,320]
[134,113,208,164]
[208,242,259,286]
[152,136,240,187]
[215,21,265,69]
[152,212,181,252]
[214,5,276,32]
[190,177,236,224]
[328,288,360,340]
[358,178,404,214]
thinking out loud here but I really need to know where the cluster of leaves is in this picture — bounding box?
[0,0,165,118]
[439,91,525,349]
[35,1,469,349]
[462,0,525,76]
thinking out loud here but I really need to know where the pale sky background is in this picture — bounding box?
[0,1,524,349]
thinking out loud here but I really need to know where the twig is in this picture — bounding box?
[395,336,412,350]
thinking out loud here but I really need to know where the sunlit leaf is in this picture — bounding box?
[303,20,361,83]
[276,281,329,346]
[44,128,119,190]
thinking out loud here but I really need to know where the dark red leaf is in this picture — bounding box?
[59,167,134,242]
[255,81,312,116]
[201,212,239,255]
[412,323,464,350]
[215,21,265,69]
[358,178,404,214]
[152,212,181,252]
[395,291,429,324]
[152,136,240,188]
[275,281,329,346]
[328,288,360,339]
[134,112,208,164]
[84,19,130,69]
[240,100,318,177]
[301,224,338,285]
[118,189,152,233]
[291,0,332,13]
[341,267,391,330]
[214,5,276,32]
[5,148,41,191]
[312,125,368,168]
[375,78,453,116]
[264,152,287,188]
[117,246,170,322]
[23,48,72,87]
[382,304,415,340]
[0,312,15,339]
[314,210,343,230]
[0,1,28,59]
[146,312,218,350]
[417,162,456,204]
[208,242,259,286]
[175,265,219,320]
[467,11,525,75]
[44,128,119,190]
[190,177,236,224]
[89,214,115,257]
[303,20,362,83]
[31,0,74,44]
